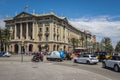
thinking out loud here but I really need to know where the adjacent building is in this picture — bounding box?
[4,11,96,54]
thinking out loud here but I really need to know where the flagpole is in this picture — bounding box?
[24,4,28,12]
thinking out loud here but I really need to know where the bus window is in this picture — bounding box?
[74,47,87,55]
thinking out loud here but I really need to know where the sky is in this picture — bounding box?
[0,0,120,47]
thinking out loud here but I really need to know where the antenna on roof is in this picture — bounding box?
[6,15,9,18]
[15,12,18,16]
[61,13,63,17]
[50,9,54,14]
[32,9,35,14]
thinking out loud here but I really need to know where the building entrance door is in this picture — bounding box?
[14,44,19,54]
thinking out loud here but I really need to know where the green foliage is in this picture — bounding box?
[71,38,76,48]
[0,28,11,51]
[80,36,85,47]
[115,41,120,52]
[100,37,113,52]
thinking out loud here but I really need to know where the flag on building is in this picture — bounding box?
[24,4,29,9]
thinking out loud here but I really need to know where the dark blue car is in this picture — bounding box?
[0,52,6,57]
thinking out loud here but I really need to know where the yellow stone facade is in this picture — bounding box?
[4,12,96,54]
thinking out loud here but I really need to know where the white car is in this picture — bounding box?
[3,52,11,57]
[46,51,63,61]
[102,55,120,72]
[73,54,98,64]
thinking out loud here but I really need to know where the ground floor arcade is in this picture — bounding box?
[7,42,72,54]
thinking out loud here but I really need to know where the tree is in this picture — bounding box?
[100,37,113,52]
[0,29,5,51]
[4,28,11,51]
[0,28,11,52]
[71,38,77,50]
[80,36,85,47]
[115,41,120,52]
[75,39,79,47]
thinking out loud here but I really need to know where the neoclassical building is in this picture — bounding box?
[4,11,96,54]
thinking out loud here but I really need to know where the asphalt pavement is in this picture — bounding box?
[0,55,118,80]
[0,61,112,80]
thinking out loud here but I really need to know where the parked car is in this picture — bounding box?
[73,54,98,64]
[102,55,120,72]
[0,52,11,57]
[0,52,6,57]
[94,52,111,62]
[46,50,64,62]
[3,52,11,57]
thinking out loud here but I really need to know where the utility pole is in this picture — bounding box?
[21,40,24,62]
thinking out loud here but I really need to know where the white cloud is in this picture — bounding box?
[69,16,120,47]
[0,17,5,29]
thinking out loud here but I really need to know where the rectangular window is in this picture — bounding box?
[46,35,49,41]
[16,24,20,39]
[39,28,42,32]
[28,22,33,40]
[46,27,49,32]
[54,28,55,32]
[22,23,26,39]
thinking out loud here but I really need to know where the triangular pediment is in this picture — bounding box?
[63,18,68,23]
[14,12,35,19]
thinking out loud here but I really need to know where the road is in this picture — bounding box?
[54,61,120,80]
[0,55,119,80]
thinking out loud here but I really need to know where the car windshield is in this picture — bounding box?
[83,55,89,57]
[111,56,120,60]
[94,52,108,55]
[91,55,96,57]
[116,56,120,60]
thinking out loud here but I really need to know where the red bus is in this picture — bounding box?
[74,47,87,55]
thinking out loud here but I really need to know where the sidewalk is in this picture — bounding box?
[0,54,47,62]
[0,54,33,62]
[0,61,112,80]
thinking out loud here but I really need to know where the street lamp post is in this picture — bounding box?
[21,40,24,62]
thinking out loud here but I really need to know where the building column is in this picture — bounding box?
[55,25,57,41]
[12,45,14,53]
[49,44,53,52]
[64,28,67,43]
[10,45,12,53]
[14,24,16,39]
[60,26,63,42]
[20,23,22,39]
[36,22,38,41]
[26,23,28,40]
[18,44,21,54]
[32,22,35,40]
[50,22,53,41]
[25,43,29,54]
[42,23,45,41]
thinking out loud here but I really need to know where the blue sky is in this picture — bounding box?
[0,0,120,47]
[0,0,120,18]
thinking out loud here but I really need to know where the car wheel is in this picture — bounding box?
[94,63,97,65]
[102,62,106,68]
[114,65,119,72]
[74,59,77,63]
[87,61,90,64]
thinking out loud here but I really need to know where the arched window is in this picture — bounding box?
[14,44,19,54]
[57,45,59,50]
[46,35,49,41]
[46,27,49,32]
[29,44,33,52]
[64,45,66,51]
[38,45,42,52]
[53,45,56,51]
